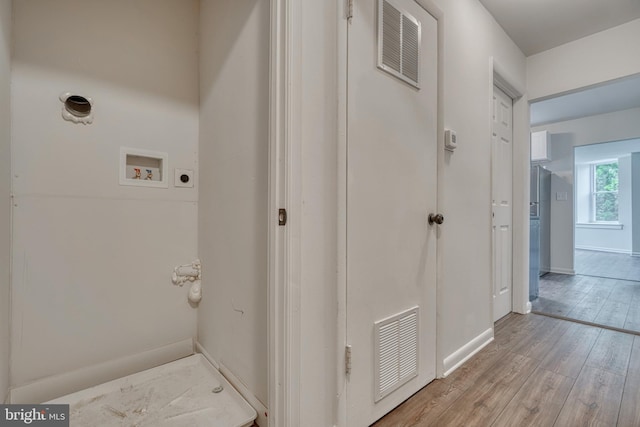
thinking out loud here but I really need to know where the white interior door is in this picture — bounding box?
[346,0,438,425]
[492,85,513,322]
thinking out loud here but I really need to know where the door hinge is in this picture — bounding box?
[347,0,353,20]
[345,345,352,375]
[278,208,287,226]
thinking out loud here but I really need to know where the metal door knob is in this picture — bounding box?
[428,213,444,225]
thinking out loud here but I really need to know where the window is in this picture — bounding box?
[591,161,618,222]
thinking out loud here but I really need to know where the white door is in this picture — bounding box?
[346,0,439,425]
[492,85,513,321]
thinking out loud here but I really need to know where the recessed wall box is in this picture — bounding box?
[119,147,168,188]
[444,129,457,151]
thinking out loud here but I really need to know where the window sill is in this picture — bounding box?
[576,223,623,230]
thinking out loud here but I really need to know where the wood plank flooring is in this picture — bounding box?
[575,249,640,281]
[373,313,640,427]
[531,273,640,334]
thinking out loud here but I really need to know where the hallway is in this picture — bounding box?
[374,313,640,426]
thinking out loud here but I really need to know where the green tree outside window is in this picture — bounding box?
[593,162,618,222]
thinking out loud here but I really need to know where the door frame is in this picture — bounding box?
[269,3,532,425]
[491,83,515,322]
[491,60,530,318]
[268,0,301,426]
[335,1,445,426]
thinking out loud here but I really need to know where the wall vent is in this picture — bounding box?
[377,0,421,88]
[374,306,419,402]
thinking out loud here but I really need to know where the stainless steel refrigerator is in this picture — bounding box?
[530,165,551,300]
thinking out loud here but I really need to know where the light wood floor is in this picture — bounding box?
[531,273,640,334]
[373,313,640,427]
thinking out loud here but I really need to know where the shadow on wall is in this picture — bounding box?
[199,0,268,98]
[13,0,203,106]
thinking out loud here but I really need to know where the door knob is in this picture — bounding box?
[428,213,444,225]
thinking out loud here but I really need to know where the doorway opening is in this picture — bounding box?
[528,75,640,334]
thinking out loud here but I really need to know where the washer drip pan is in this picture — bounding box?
[47,354,257,427]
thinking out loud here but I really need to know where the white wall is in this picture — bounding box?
[0,0,11,403]
[10,0,199,398]
[437,0,526,365]
[198,0,269,413]
[532,109,640,270]
[528,18,640,100]
[299,1,339,425]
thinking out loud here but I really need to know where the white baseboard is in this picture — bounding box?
[9,338,193,404]
[575,245,631,255]
[196,342,268,427]
[632,252,640,258]
[526,301,532,313]
[442,328,493,378]
[549,267,575,275]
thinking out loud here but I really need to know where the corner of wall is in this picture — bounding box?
[0,0,12,403]
[442,328,494,378]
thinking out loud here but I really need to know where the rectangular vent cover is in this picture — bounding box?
[374,306,419,402]
[377,0,422,88]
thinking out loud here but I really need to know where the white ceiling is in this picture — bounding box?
[478,0,640,126]
[479,0,640,56]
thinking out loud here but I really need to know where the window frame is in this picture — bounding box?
[590,160,619,223]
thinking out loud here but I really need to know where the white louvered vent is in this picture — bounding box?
[374,306,419,402]
[377,0,421,88]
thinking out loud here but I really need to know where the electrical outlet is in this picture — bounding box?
[174,169,194,188]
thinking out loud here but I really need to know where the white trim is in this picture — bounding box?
[492,58,529,317]
[576,223,623,230]
[525,301,532,313]
[413,0,445,380]
[493,63,525,101]
[512,95,531,315]
[336,0,348,424]
[269,0,300,426]
[490,83,514,323]
[575,245,630,254]
[549,267,576,275]
[442,328,494,378]
[9,338,193,404]
[632,252,640,258]
[491,59,527,322]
